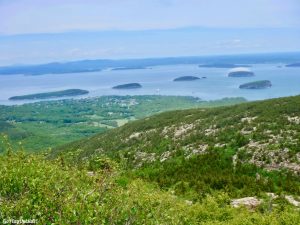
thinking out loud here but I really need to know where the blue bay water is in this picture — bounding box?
[0,64,299,105]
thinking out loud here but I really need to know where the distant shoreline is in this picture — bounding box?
[0,52,299,76]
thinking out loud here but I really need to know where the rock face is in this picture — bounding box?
[9,89,89,100]
[239,80,272,89]
[112,83,142,89]
[173,76,200,82]
[228,67,254,77]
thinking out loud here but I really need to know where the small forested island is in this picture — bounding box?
[111,66,148,71]
[9,89,89,100]
[286,62,300,67]
[199,63,251,68]
[173,76,200,81]
[112,83,142,89]
[228,70,255,77]
[239,80,272,89]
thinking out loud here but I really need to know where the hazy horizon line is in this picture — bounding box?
[1,26,300,37]
[1,51,300,68]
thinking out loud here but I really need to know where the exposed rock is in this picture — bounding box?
[174,124,194,138]
[241,116,257,123]
[255,173,261,181]
[185,200,193,205]
[231,197,262,209]
[285,195,300,207]
[240,128,252,135]
[214,143,226,148]
[87,171,95,177]
[134,151,156,167]
[204,125,219,136]
[186,144,208,158]
[160,151,172,162]
[266,192,278,199]
[162,125,175,137]
[237,143,300,174]
[286,116,300,125]
[232,154,237,171]
[128,132,142,139]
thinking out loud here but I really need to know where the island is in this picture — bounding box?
[9,89,89,100]
[239,80,272,89]
[228,71,254,77]
[173,76,200,82]
[199,63,251,68]
[112,83,142,89]
[228,67,255,77]
[111,66,148,71]
[286,63,300,67]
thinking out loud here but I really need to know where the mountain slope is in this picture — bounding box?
[53,95,300,174]
[51,95,300,203]
[2,95,300,224]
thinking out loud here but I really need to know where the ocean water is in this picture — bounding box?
[0,64,300,105]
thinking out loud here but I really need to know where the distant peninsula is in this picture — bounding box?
[9,89,89,100]
[239,80,272,89]
[111,66,148,71]
[286,63,300,67]
[173,76,200,81]
[112,83,142,89]
[199,63,251,68]
[0,52,299,76]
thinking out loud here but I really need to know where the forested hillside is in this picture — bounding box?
[1,95,300,224]
[53,95,300,175]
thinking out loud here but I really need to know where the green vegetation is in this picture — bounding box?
[1,95,300,223]
[9,89,89,100]
[0,95,245,152]
[239,80,272,89]
[1,144,300,224]
[51,95,300,204]
[133,149,300,199]
[53,95,300,171]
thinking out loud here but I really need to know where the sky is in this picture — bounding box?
[0,0,300,65]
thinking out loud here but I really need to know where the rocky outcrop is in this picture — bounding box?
[231,197,262,209]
